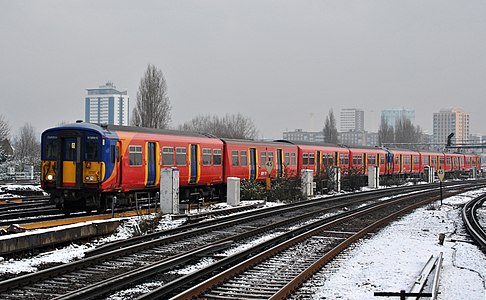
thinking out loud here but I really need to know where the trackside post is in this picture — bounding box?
[227,177,240,206]
[160,168,180,215]
[301,169,314,198]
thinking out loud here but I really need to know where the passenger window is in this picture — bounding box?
[240,151,248,167]
[260,152,267,164]
[129,145,143,166]
[202,148,212,165]
[232,150,239,166]
[176,147,186,166]
[213,149,222,165]
[309,153,315,165]
[291,153,296,166]
[162,147,174,165]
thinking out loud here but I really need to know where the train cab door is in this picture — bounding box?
[114,141,121,187]
[249,148,257,180]
[276,149,283,177]
[60,137,81,188]
[189,144,198,184]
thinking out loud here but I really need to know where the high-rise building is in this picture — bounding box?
[85,82,129,125]
[433,108,470,146]
[340,109,364,132]
[381,108,415,128]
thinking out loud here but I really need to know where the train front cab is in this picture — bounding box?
[41,126,112,213]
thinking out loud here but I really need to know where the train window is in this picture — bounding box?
[285,153,290,165]
[309,153,315,165]
[202,148,212,165]
[86,142,99,161]
[303,153,308,165]
[129,146,143,166]
[45,140,59,160]
[240,151,248,166]
[368,155,376,165]
[439,157,444,164]
[260,152,267,164]
[176,147,186,166]
[162,147,174,165]
[268,151,274,162]
[110,145,116,163]
[213,149,222,165]
[232,150,239,166]
[340,154,349,166]
[64,142,77,161]
[403,156,410,165]
[446,157,451,164]
[291,153,296,166]
[380,156,385,165]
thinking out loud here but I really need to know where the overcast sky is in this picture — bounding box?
[1,1,486,139]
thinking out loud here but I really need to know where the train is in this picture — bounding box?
[40,122,482,213]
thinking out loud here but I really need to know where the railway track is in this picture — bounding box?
[462,193,486,250]
[168,184,478,300]
[0,181,483,299]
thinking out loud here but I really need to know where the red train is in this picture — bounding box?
[40,122,481,213]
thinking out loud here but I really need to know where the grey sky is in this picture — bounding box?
[1,1,486,139]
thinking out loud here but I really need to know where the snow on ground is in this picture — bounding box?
[0,199,272,275]
[1,186,485,299]
[307,187,486,300]
[0,184,48,197]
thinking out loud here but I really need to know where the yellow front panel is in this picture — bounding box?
[62,161,76,186]
[83,162,101,183]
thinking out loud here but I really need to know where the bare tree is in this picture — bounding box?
[0,114,10,141]
[132,64,171,128]
[13,123,40,166]
[323,109,338,144]
[394,116,422,144]
[179,113,259,139]
[378,114,394,145]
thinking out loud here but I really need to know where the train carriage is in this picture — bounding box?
[289,142,349,176]
[222,139,299,181]
[386,148,421,175]
[347,146,388,175]
[41,122,225,212]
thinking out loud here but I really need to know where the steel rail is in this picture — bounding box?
[462,193,486,250]
[156,187,462,299]
[0,182,428,293]
[45,188,430,300]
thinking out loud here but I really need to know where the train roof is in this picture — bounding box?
[275,140,345,148]
[221,138,296,147]
[43,122,212,138]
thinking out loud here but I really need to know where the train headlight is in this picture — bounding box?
[47,174,54,181]
[89,176,94,181]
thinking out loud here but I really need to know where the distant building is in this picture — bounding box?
[340,109,364,132]
[381,108,415,128]
[282,129,324,143]
[85,82,129,125]
[338,131,379,147]
[433,107,469,147]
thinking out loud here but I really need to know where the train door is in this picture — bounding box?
[276,149,283,177]
[189,144,198,184]
[363,153,367,173]
[61,137,81,188]
[249,148,257,180]
[316,151,321,175]
[146,142,157,186]
[114,141,122,186]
